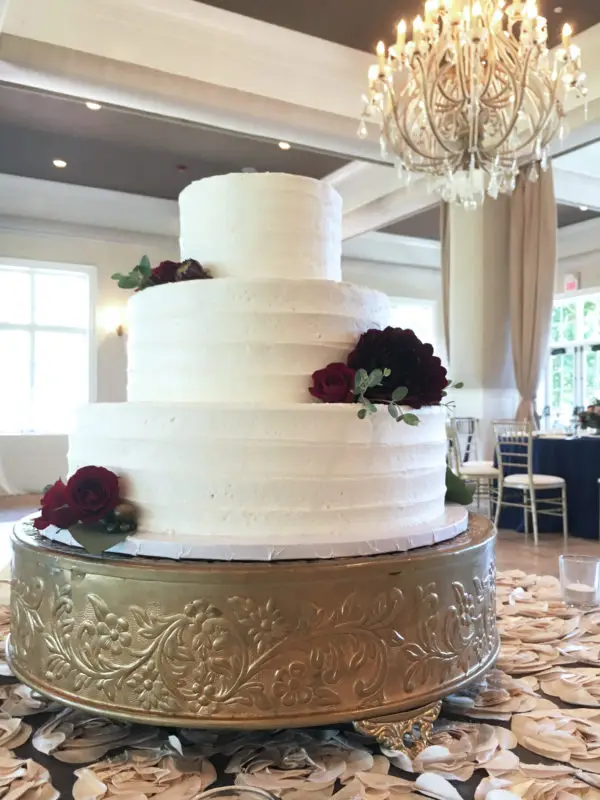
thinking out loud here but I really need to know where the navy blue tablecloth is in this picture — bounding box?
[497,436,600,539]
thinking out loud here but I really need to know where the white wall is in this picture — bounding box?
[0,223,176,491]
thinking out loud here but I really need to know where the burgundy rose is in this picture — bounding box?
[347,327,448,408]
[33,480,79,531]
[150,260,180,285]
[64,466,120,523]
[309,363,356,403]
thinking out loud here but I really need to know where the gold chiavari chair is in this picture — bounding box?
[493,420,568,546]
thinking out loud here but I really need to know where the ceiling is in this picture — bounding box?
[199,0,600,52]
[383,202,600,240]
[0,84,349,199]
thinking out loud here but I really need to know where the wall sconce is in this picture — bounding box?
[98,306,128,337]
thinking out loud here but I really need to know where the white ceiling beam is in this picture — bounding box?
[342,181,436,240]
[553,167,600,212]
[0,0,382,161]
[342,231,439,268]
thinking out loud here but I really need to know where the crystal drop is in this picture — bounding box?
[541,149,549,171]
[357,120,368,140]
[528,163,539,183]
[463,199,478,212]
[488,176,500,200]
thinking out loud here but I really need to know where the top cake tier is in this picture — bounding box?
[179,173,342,281]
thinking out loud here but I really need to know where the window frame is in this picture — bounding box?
[0,257,97,434]
[540,288,600,423]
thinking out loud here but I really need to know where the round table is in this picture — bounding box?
[496,434,600,539]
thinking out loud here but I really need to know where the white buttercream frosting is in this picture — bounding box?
[69,403,449,544]
[179,173,342,281]
[47,172,456,560]
[127,278,389,402]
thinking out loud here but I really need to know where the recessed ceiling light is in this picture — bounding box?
[580,205,589,211]
[52,159,67,168]
[85,101,102,111]
[242,167,257,173]
[278,141,291,150]
[554,6,563,13]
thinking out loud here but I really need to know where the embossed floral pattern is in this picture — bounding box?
[97,613,132,655]
[273,662,313,707]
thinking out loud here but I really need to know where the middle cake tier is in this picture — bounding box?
[126,278,389,403]
[68,402,452,557]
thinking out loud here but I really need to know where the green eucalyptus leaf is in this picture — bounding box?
[453,381,464,389]
[117,275,139,289]
[402,413,420,426]
[68,522,131,555]
[392,386,408,403]
[368,368,383,388]
[365,399,378,415]
[354,369,370,395]
[383,368,391,377]
[445,466,475,506]
[388,403,400,419]
[111,272,124,280]
[137,255,152,277]
[357,407,367,420]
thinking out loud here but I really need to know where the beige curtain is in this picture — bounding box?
[509,167,557,423]
[440,202,451,363]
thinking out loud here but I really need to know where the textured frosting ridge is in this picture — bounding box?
[127,278,390,402]
[69,404,448,540]
[179,173,342,281]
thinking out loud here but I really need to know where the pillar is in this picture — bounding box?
[447,197,518,458]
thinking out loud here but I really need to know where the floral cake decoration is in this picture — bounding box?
[310,326,462,424]
[309,326,472,505]
[32,466,137,554]
[112,255,212,291]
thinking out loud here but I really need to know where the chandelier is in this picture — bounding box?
[360,0,587,208]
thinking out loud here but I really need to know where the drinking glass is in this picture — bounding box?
[560,555,600,608]
[190,788,277,800]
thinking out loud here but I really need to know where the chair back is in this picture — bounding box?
[446,422,462,475]
[492,420,534,479]
[453,417,479,462]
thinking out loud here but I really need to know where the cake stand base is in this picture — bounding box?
[8,515,498,729]
[354,701,442,755]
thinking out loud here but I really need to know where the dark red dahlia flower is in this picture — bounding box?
[347,327,448,408]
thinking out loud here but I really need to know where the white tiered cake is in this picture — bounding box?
[49,173,467,560]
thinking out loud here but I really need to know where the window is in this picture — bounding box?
[0,261,93,434]
[389,298,441,356]
[540,291,600,425]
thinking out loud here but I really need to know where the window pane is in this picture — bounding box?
[548,351,575,424]
[0,330,31,432]
[33,271,89,328]
[584,349,600,403]
[32,331,89,432]
[0,269,31,324]
[583,300,600,341]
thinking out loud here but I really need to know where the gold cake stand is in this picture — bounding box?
[8,515,497,752]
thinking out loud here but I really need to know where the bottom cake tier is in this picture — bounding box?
[64,401,455,559]
[9,515,498,728]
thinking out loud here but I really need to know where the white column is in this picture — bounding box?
[448,198,518,458]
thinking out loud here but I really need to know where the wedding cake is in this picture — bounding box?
[41,173,467,560]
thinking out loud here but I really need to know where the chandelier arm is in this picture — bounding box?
[418,57,465,156]
[478,48,534,155]
[388,80,461,166]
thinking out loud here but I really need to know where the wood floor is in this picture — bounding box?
[1,494,599,578]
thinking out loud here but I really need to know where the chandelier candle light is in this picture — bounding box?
[360,0,587,207]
